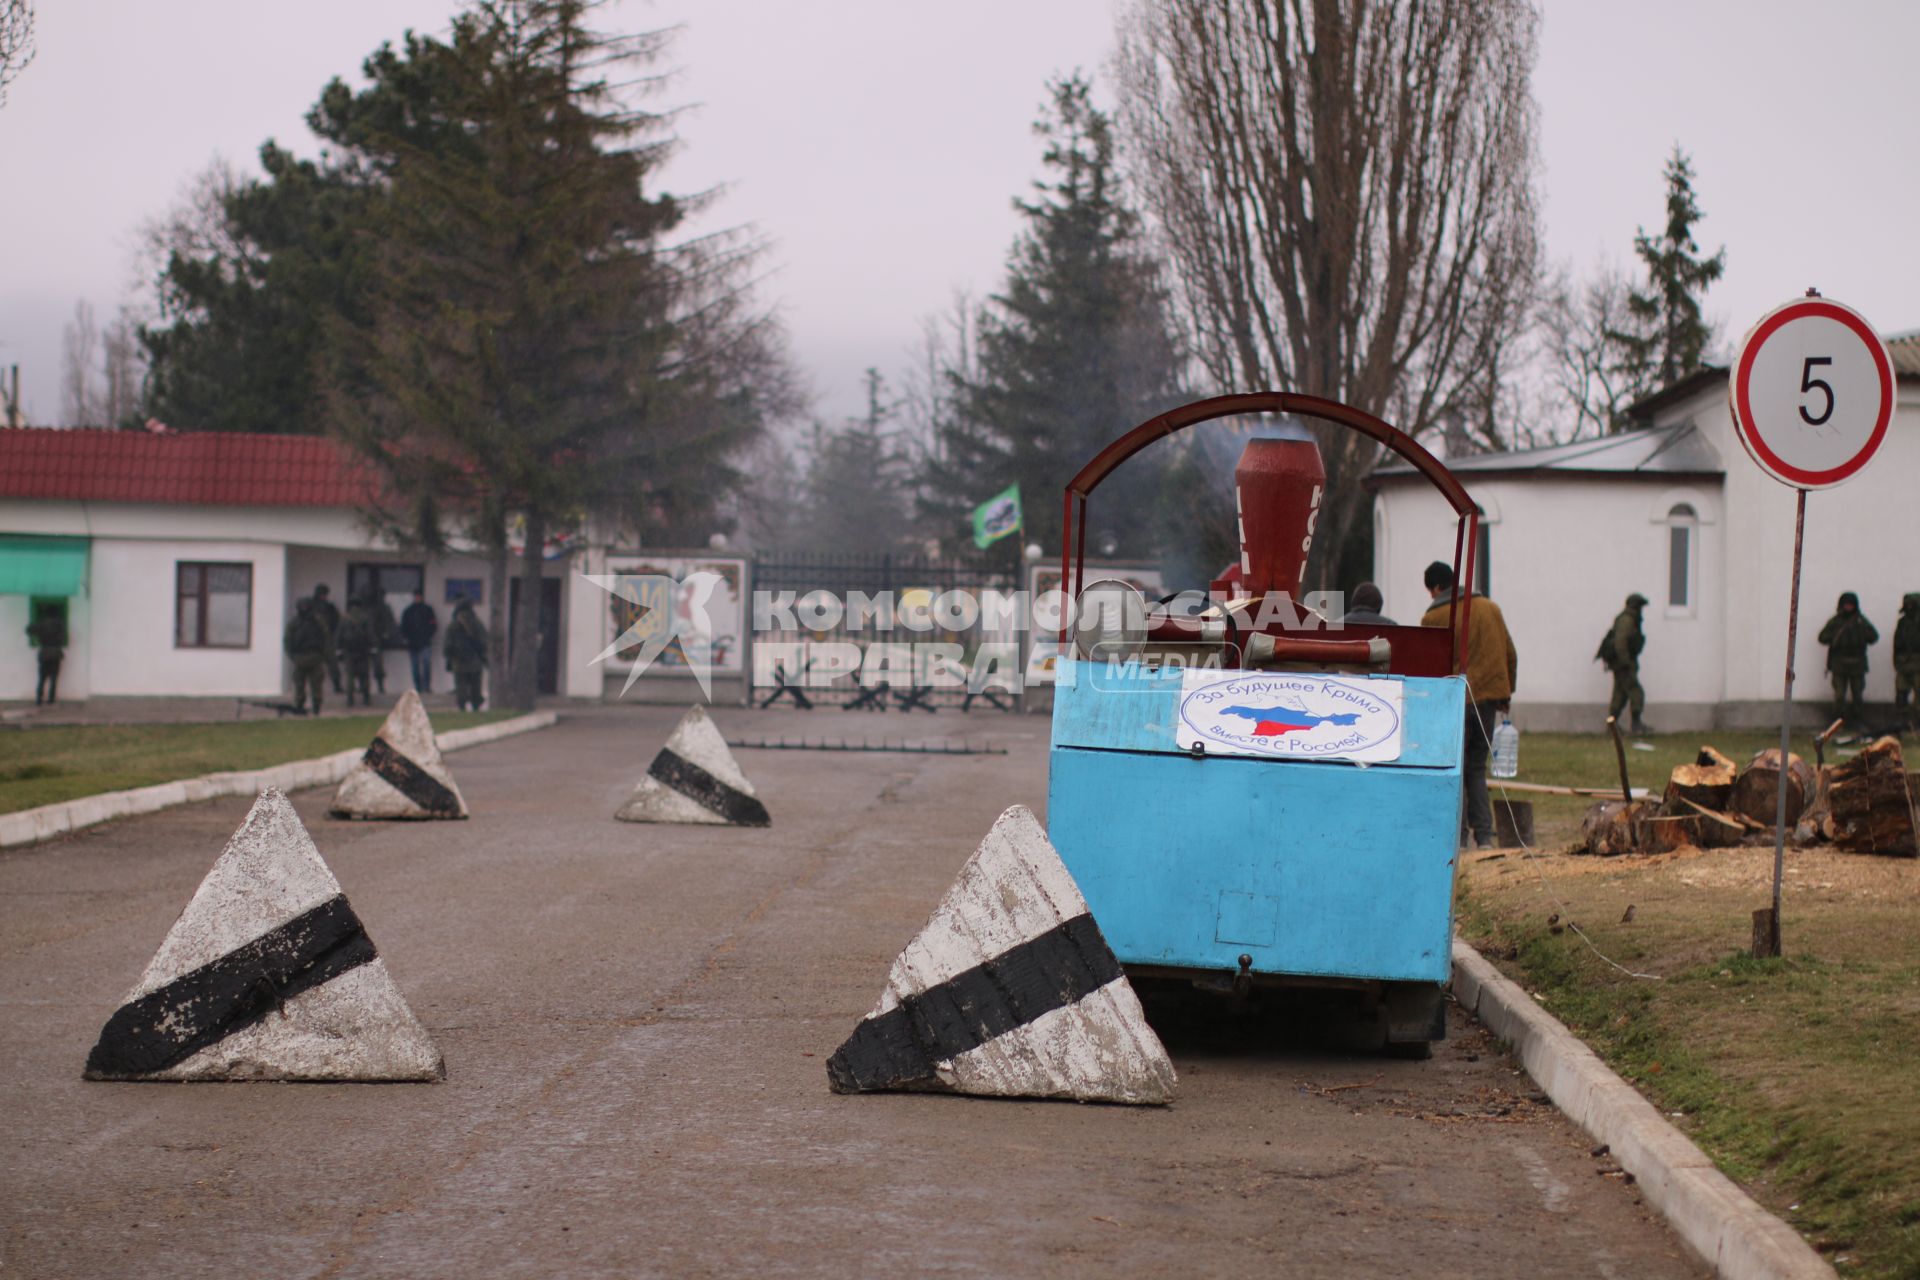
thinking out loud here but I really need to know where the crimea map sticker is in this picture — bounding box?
[1175,671,1403,763]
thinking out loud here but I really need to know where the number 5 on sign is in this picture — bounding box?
[1729,291,1893,960]
[1731,295,1895,488]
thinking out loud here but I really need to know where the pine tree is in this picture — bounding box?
[1610,146,1726,402]
[795,369,915,555]
[919,75,1186,561]
[141,50,470,434]
[322,0,790,706]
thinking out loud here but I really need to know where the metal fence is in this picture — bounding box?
[749,550,1027,710]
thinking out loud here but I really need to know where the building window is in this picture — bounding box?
[345,563,424,649]
[1474,523,1492,597]
[1667,503,1696,610]
[176,562,253,648]
[445,577,483,606]
[347,561,424,604]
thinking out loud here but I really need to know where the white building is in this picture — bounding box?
[1371,332,1920,731]
[0,427,730,705]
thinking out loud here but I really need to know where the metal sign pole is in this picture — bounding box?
[1728,288,1893,959]
[1757,488,1807,959]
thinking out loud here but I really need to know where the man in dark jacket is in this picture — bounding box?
[444,598,489,711]
[1895,593,1920,730]
[312,583,343,694]
[400,589,438,693]
[1341,582,1396,626]
[1817,592,1878,727]
[26,603,67,706]
[1599,593,1651,734]
[284,597,332,714]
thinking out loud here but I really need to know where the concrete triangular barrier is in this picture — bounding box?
[329,690,468,820]
[827,804,1176,1104]
[83,788,444,1082]
[616,706,770,827]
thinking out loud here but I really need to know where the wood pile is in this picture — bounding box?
[1577,738,1918,857]
[1812,737,1918,856]
[1578,745,1815,857]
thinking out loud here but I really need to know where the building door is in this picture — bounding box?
[507,576,562,695]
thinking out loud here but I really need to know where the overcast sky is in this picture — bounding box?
[1,0,1915,429]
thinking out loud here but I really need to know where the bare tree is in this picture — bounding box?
[102,308,144,426]
[0,0,34,108]
[896,291,977,489]
[1539,265,1644,440]
[1114,0,1543,586]
[60,301,101,426]
[135,159,249,324]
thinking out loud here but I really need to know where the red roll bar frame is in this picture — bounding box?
[1059,392,1480,672]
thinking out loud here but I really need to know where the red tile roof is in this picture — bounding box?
[0,427,378,507]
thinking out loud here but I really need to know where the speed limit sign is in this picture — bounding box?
[1730,295,1895,489]
[1732,291,1894,960]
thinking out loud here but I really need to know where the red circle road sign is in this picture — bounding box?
[1730,296,1895,489]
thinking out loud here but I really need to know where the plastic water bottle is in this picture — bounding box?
[1490,715,1520,779]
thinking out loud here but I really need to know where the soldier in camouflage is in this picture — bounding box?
[312,583,344,695]
[283,597,333,715]
[338,593,380,708]
[1893,593,1920,730]
[1817,591,1878,728]
[444,598,490,712]
[370,594,399,694]
[1598,593,1651,734]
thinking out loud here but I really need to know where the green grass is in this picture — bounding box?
[0,712,517,814]
[1459,782,1920,1277]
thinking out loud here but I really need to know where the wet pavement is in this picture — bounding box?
[0,704,1705,1278]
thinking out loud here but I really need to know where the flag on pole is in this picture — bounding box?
[972,483,1023,550]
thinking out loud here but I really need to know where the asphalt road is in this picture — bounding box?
[1,705,1706,1278]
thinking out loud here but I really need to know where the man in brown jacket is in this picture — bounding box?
[1421,560,1518,849]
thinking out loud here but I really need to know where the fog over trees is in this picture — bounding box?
[70,0,1741,596]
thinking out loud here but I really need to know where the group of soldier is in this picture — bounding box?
[281,584,491,716]
[1598,590,1920,733]
[1339,570,1919,851]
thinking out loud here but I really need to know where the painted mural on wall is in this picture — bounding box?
[604,556,748,676]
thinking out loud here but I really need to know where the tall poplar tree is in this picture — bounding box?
[1116,0,1544,587]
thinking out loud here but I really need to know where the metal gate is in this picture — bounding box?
[749,551,1025,709]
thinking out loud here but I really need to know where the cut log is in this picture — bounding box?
[1579,798,1655,856]
[1668,795,1746,848]
[1637,813,1702,854]
[1825,737,1917,856]
[1727,748,1817,828]
[1662,746,1738,813]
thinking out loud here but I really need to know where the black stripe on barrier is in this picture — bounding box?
[826,913,1124,1093]
[84,895,376,1079]
[647,748,770,827]
[360,736,464,816]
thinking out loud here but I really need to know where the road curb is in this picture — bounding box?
[0,711,558,851]
[1451,939,1834,1280]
